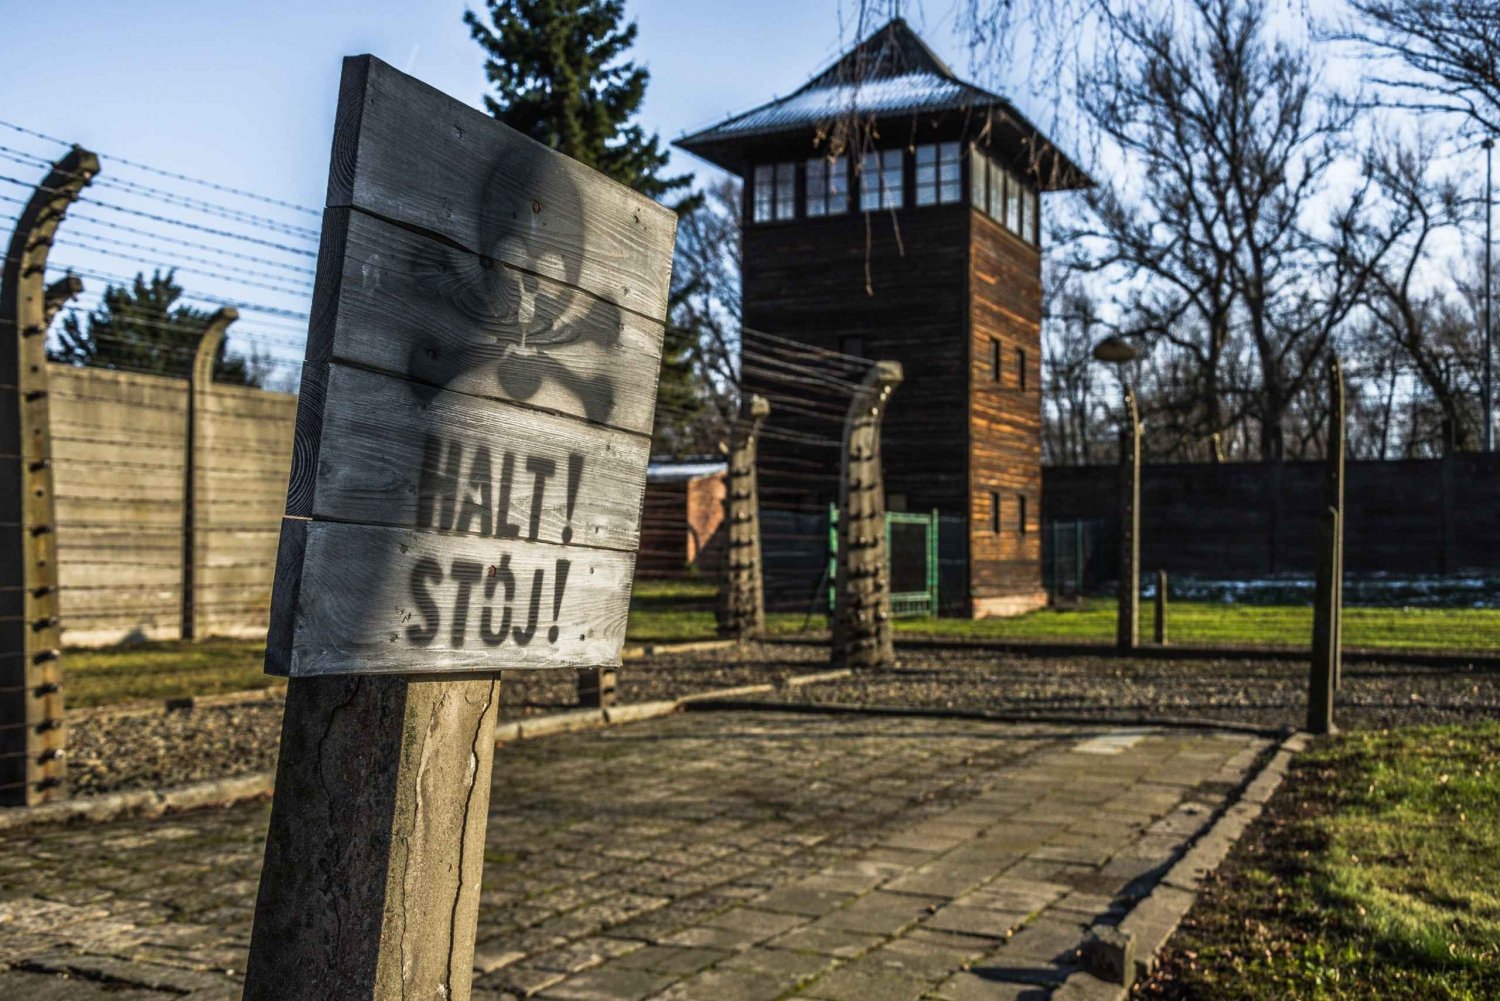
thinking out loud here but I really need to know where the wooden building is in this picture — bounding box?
[676,18,1091,616]
[637,460,727,579]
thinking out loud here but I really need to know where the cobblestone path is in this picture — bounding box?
[0,711,1268,1000]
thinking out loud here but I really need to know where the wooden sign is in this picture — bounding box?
[266,55,675,678]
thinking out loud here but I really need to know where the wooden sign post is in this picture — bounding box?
[242,56,674,1001]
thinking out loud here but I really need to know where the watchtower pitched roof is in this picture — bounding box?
[675,18,1092,190]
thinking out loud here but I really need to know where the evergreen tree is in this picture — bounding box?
[466,0,710,453]
[465,0,692,202]
[49,270,262,386]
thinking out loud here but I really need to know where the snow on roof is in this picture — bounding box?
[647,460,727,483]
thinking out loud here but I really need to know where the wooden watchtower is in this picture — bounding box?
[676,18,1091,617]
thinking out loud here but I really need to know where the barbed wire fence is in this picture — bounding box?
[0,122,316,649]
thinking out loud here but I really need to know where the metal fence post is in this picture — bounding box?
[717,394,770,640]
[832,361,902,669]
[0,147,98,807]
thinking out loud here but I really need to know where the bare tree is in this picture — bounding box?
[1334,1,1500,136]
[1064,0,1377,460]
[1353,138,1481,448]
[1042,278,1107,463]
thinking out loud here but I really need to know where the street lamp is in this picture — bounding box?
[1093,335,1141,653]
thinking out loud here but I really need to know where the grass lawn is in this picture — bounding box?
[61,582,1500,707]
[1151,723,1500,1000]
[67,638,281,709]
[892,598,1500,654]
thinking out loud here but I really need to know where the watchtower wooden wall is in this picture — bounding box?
[741,184,1047,617]
[742,203,972,520]
[967,208,1045,616]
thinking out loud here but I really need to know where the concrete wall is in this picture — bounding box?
[1043,453,1500,579]
[47,363,294,646]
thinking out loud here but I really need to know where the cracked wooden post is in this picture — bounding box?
[181,306,238,641]
[0,147,98,807]
[832,361,902,669]
[243,56,674,1001]
[717,394,770,640]
[1116,386,1141,654]
[1154,569,1168,646]
[1327,354,1345,690]
[1308,505,1339,735]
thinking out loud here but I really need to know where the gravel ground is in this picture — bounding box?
[744,642,1500,730]
[64,652,806,796]
[61,640,1497,796]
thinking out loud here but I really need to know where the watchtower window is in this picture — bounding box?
[915,142,961,206]
[753,165,773,222]
[1016,347,1027,391]
[989,491,1001,534]
[806,156,849,217]
[989,338,1001,382]
[970,147,988,211]
[1017,494,1028,534]
[987,158,1006,227]
[1007,169,1023,235]
[860,149,904,211]
[775,162,796,220]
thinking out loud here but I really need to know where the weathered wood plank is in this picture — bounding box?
[313,207,664,435]
[329,55,676,320]
[311,363,649,549]
[267,519,633,677]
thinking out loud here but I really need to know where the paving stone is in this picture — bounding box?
[647,967,786,1001]
[538,965,676,1000]
[882,863,992,898]
[931,971,1053,1001]
[922,905,1026,939]
[800,963,929,1001]
[700,906,805,940]
[720,945,836,982]
[814,891,944,936]
[764,924,881,959]
[857,934,987,980]
[749,884,853,917]
[0,713,1269,1001]
[610,946,729,975]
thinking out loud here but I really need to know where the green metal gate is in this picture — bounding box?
[827,506,940,618]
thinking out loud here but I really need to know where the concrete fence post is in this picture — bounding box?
[1327,354,1345,689]
[43,275,83,325]
[717,394,770,640]
[1116,387,1141,654]
[832,361,902,669]
[0,147,98,807]
[1308,504,1340,735]
[181,307,239,642]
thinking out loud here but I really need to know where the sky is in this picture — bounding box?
[0,0,1042,378]
[0,0,1020,208]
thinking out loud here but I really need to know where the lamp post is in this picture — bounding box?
[1093,335,1140,653]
